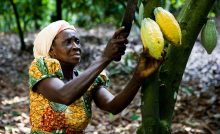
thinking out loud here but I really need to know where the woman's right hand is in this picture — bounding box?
[102,27,128,61]
[134,50,165,79]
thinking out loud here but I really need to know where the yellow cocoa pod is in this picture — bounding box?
[140,18,164,59]
[154,7,182,46]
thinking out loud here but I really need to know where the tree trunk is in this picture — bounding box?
[159,0,216,129]
[56,0,62,20]
[139,0,161,133]
[140,0,216,133]
[141,73,160,134]
[9,0,25,51]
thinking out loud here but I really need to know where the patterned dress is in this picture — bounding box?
[28,57,109,134]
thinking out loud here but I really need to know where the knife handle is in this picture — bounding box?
[113,32,129,61]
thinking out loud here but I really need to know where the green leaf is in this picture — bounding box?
[109,113,114,122]
[182,87,194,96]
[130,112,140,121]
[138,2,144,26]
[12,111,20,116]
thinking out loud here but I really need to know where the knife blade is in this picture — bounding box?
[114,0,138,61]
[120,0,138,38]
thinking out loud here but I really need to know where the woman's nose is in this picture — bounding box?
[72,42,80,49]
[72,42,81,52]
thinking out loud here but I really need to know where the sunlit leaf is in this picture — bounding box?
[138,2,144,26]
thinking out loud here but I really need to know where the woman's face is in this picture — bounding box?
[50,29,81,66]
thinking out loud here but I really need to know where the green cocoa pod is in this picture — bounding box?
[201,18,218,54]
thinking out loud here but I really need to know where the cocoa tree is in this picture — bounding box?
[56,0,62,20]
[137,0,216,133]
[9,0,25,51]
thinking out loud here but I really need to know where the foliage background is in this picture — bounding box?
[0,0,220,133]
[1,0,207,33]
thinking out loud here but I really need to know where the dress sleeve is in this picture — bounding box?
[28,57,64,90]
[93,70,110,89]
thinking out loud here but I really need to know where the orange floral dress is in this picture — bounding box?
[28,57,109,134]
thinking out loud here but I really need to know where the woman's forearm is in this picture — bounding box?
[58,57,111,104]
[107,76,144,114]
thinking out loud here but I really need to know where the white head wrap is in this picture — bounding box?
[33,20,76,58]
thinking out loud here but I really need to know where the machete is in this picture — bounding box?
[114,0,138,61]
[120,0,138,38]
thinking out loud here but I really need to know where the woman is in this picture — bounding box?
[29,20,163,133]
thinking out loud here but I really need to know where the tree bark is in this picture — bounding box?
[141,73,160,134]
[140,0,216,133]
[139,1,161,133]
[9,0,25,51]
[159,0,216,129]
[56,0,62,20]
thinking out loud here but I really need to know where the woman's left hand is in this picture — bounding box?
[134,50,166,79]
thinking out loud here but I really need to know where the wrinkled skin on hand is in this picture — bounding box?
[135,50,166,79]
[102,27,129,61]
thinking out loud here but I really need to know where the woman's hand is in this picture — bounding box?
[134,50,166,79]
[93,50,165,114]
[102,27,128,61]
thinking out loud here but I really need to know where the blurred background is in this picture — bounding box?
[0,0,220,133]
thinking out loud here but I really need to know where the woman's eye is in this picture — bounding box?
[67,39,72,44]
[75,39,80,44]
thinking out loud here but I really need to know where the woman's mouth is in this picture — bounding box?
[72,53,80,56]
[71,52,81,58]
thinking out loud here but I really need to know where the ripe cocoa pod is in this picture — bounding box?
[140,18,164,59]
[154,7,182,46]
[201,18,218,54]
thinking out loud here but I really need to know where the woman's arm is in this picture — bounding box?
[93,52,164,114]
[36,57,111,105]
[35,27,128,105]
[93,76,143,115]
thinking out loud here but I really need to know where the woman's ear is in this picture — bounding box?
[49,46,56,58]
